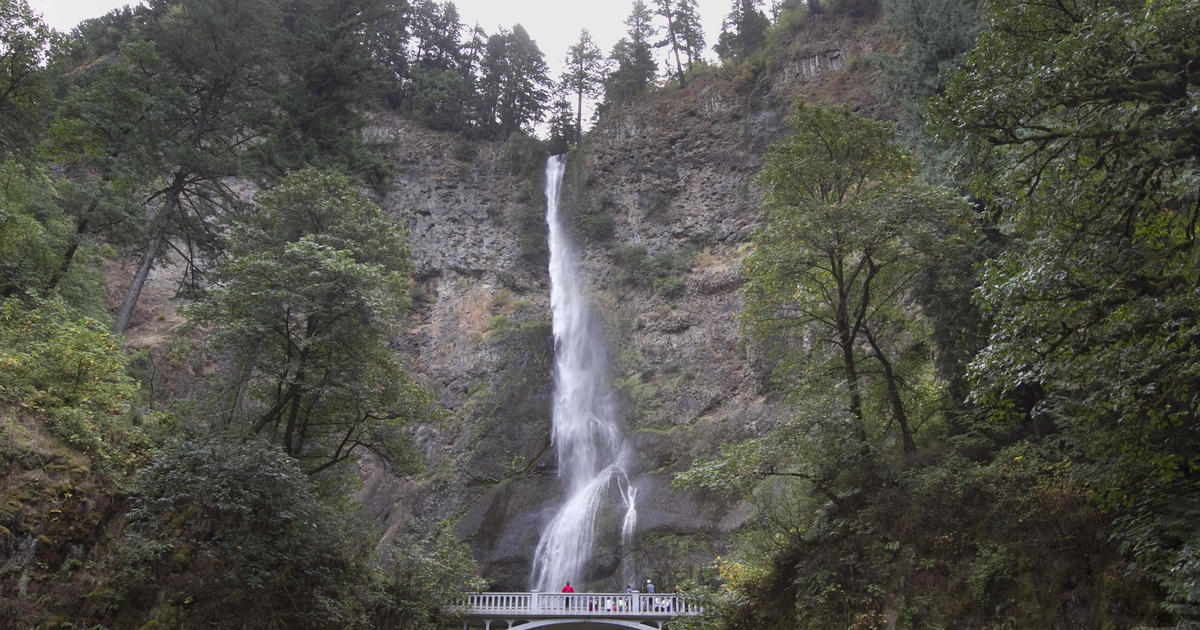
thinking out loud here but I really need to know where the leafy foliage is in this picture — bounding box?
[120,435,371,628]
[0,160,61,297]
[366,525,491,628]
[0,0,52,158]
[188,169,437,474]
[0,296,149,466]
[744,103,971,456]
[930,0,1200,620]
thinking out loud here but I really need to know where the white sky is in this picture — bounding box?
[28,0,730,80]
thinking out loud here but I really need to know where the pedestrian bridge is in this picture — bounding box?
[450,591,703,629]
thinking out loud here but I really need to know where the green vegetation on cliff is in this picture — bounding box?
[672,0,1200,628]
[1,2,482,623]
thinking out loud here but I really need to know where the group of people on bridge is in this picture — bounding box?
[559,579,674,613]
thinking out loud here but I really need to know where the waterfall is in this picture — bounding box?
[530,155,637,592]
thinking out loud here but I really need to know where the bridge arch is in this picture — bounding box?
[463,619,664,630]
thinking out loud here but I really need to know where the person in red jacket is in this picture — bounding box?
[562,581,575,593]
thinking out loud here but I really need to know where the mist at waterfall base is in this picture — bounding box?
[529,156,638,592]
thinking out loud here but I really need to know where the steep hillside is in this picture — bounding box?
[358,9,887,590]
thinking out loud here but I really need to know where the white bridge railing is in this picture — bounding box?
[454,591,702,618]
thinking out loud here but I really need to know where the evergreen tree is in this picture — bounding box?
[52,0,284,334]
[715,0,768,63]
[409,0,462,70]
[259,0,391,179]
[56,5,138,66]
[877,0,981,175]
[477,24,550,139]
[368,0,411,98]
[546,96,575,155]
[402,2,477,133]
[674,0,706,71]
[652,0,688,87]
[605,0,658,108]
[456,22,488,128]
[560,29,608,146]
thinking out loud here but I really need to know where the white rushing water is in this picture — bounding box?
[530,155,638,592]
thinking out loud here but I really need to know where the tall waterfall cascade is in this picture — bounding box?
[530,155,638,592]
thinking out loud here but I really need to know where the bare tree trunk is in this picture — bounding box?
[837,315,867,442]
[833,258,867,444]
[114,172,188,334]
[576,87,584,147]
[113,214,168,334]
[47,204,95,293]
[668,28,686,87]
[658,0,687,87]
[864,325,917,454]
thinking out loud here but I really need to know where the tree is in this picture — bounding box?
[254,0,392,181]
[393,2,485,133]
[408,0,461,69]
[121,435,370,627]
[745,103,971,458]
[56,5,138,66]
[0,160,59,297]
[715,0,768,63]
[368,525,490,628]
[652,0,687,87]
[559,29,608,147]
[930,0,1200,620]
[604,0,658,108]
[877,0,981,175]
[476,24,550,139]
[674,0,706,73]
[368,0,412,105]
[546,96,575,155]
[50,0,284,334]
[188,169,437,474]
[0,0,52,158]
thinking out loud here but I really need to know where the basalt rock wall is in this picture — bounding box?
[358,10,886,591]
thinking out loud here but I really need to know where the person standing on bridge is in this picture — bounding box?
[562,581,575,593]
[645,579,655,593]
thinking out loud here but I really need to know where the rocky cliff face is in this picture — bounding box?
[357,10,885,591]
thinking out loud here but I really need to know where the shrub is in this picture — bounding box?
[614,244,693,298]
[119,435,367,628]
[502,131,549,179]
[0,296,149,467]
[577,211,615,241]
[452,134,477,162]
[366,525,490,628]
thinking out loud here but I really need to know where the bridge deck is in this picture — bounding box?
[456,591,702,620]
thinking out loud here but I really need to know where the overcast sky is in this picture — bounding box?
[28,0,731,80]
